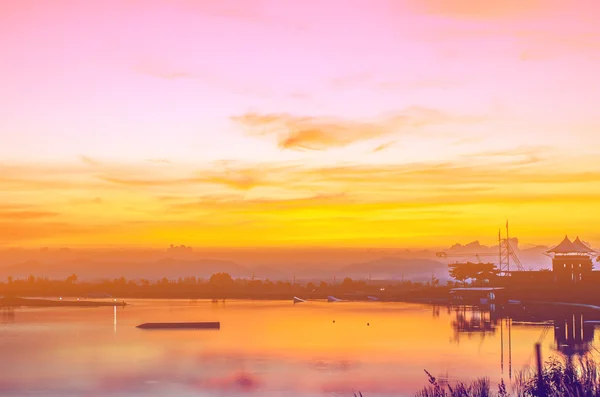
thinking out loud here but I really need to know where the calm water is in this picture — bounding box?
[1,299,599,397]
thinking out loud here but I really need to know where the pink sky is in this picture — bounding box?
[1,0,600,247]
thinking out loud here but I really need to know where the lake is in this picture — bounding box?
[1,299,598,396]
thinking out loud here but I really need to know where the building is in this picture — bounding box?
[546,236,597,284]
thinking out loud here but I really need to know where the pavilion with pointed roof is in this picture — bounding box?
[547,235,596,256]
[547,236,596,283]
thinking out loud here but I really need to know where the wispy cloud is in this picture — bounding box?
[70,197,104,205]
[3,156,600,246]
[405,0,548,19]
[79,155,100,166]
[99,166,272,190]
[517,30,600,61]
[232,107,483,150]
[169,192,348,212]
[372,141,397,152]
[0,211,59,220]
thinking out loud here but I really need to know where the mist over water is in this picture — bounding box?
[1,300,598,396]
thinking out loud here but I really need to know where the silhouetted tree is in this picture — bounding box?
[449,262,498,285]
[209,273,234,287]
[65,274,78,284]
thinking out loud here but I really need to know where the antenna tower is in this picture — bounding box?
[498,220,525,275]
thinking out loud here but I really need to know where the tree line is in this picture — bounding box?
[0,272,451,300]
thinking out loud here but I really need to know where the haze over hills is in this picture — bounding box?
[0,238,570,282]
[443,238,554,270]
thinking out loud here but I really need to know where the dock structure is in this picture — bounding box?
[450,287,505,305]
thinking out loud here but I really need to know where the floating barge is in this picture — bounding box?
[136,322,220,330]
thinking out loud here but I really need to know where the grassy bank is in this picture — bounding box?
[354,355,600,397]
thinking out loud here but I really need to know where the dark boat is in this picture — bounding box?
[136,322,220,330]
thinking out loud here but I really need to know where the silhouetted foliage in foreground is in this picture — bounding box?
[355,356,600,397]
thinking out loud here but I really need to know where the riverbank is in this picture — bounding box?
[406,353,600,397]
[0,296,126,308]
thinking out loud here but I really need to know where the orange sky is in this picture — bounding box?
[1,0,600,248]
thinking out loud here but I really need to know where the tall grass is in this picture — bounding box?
[356,356,600,397]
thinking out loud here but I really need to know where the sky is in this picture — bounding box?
[1,0,600,249]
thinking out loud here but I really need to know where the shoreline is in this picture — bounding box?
[3,294,600,311]
[0,296,127,308]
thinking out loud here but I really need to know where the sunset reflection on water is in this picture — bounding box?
[1,300,597,396]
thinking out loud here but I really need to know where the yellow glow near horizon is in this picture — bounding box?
[2,1,600,249]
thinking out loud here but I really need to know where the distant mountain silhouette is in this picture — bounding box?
[444,239,552,270]
[340,257,447,280]
[250,265,285,279]
[0,238,571,281]
[0,258,252,280]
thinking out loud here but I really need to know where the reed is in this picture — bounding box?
[354,355,600,397]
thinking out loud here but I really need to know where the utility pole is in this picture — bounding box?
[498,228,502,275]
[506,220,510,273]
[535,343,543,393]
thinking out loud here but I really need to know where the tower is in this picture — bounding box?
[546,236,596,284]
[498,220,524,275]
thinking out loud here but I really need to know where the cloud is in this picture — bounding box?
[169,193,348,213]
[170,0,265,23]
[99,164,277,190]
[405,0,547,19]
[3,156,600,246]
[0,211,60,220]
[517,31,600,61]
[461,145,553,165]
[79,155,100,166]
[99,176,197,187]
[0,222,117,241]
[372,141,396,152]
[232,107,483,150]
[71,197,104,205]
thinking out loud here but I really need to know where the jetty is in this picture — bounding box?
[136,322,220,330]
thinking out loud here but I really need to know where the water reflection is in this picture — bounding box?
[2,300,600,397]
[451,306,496,342]
[449,303,600,361]
[1,307,15,323]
